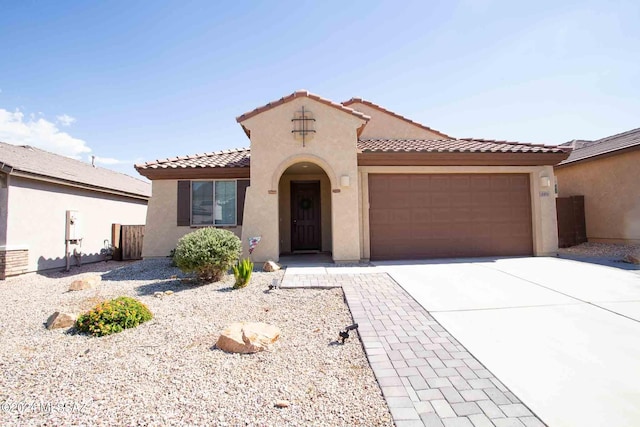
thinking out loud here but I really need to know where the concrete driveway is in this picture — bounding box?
[375,257,640,427]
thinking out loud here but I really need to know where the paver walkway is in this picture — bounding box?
[282,268,545,427]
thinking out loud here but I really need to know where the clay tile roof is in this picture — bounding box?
[357,138,567,154]
[0,141,150,198]
[134,148,250,170]
[343,98,452,139]
[236,90,371,123]
[559,127,640,165]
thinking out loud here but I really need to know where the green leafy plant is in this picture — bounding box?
[173,228,242,282]
[76,296,153,337]
[232,258,254,289]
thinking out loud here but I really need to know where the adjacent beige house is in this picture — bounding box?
[0,142,150,278]
[556,128,640,244]
[136,90,569,263]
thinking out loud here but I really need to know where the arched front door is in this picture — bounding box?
[290,180,321,251]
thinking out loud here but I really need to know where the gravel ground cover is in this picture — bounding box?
[0,259,392,426]
[558,242,640,258]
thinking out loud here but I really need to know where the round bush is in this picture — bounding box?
[76,296,153,337]
[173,227,242,282]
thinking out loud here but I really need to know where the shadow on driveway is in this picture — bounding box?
[557,254,640,272]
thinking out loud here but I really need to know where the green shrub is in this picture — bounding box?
[232,258,254,289]
[76,296,153,337]
[173,228,242,282]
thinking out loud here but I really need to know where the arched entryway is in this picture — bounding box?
[278,161,333,256]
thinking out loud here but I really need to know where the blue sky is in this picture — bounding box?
[1,0,638,178]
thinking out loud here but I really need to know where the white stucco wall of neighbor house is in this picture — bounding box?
[5,176,148,272]
[239,97,367,263]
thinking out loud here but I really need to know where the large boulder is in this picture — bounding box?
[46,312,76,330]
[216,322,281,354]
[263,261,281,272]
[69,275,101,291]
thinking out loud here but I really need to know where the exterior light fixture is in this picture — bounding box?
[540,176,551,187]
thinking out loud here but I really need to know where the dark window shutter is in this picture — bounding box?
[177,181,191,226]
[236,179,250,225]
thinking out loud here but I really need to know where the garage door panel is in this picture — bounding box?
[369,173,532,260]
[430,193,451,207]
[411,209,432,223]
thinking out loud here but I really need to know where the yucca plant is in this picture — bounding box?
[232,258,253,289]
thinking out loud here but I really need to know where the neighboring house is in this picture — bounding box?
[0,142,151,278]
[555,127,640,244]
[136,90,569,262]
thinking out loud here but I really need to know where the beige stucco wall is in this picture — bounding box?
[278,173,332,253]
[142,179,242,257]
[240,97,366,262]
[0,173,7,247]
[347,102,446,140]
[555,150,640,243]
[358,165,559,258]
[5,176,148,272]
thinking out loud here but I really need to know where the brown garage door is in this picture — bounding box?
[369,174,533,260]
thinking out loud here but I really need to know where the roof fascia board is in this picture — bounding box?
[9,170,149,201]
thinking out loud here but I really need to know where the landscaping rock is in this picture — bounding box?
[154,292,164,298]
[164,290,174,295]
[263,261,281,272]
[68,275,101,291]
[45,312,75,329]
[274,400,290,408]
[216,322,281,354]
[623,253,640,264]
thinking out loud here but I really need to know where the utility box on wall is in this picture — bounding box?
[65,210,82,241]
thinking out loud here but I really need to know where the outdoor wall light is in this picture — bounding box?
[340,175,350,187]
[540,176,551,187]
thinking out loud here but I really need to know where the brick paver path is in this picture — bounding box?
[284,270,545,427]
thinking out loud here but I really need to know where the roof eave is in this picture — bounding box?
[9,169,150,200]
[555,144,640,168]
[136,166,251,180]
[236,90,370,125]
[358,151,569,167]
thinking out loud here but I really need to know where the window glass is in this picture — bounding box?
[191,181,214,225]
[215,181,236,225]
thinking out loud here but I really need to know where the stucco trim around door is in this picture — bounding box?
[271,154,339,191]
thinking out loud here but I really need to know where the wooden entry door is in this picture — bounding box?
[291,181,321,251]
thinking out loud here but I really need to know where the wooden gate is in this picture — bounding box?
[111,224,145,260]
[556,196,587,248]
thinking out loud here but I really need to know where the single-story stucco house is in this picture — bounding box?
[555,127,640,244]
[0,142,150,278]
[136,90,570,263]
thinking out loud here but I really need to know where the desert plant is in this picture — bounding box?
[232,258,254,289]
[173,228,242,282]
[76,296,153,337]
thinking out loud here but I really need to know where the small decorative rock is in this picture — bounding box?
[164,290,174,295]
[46,312,75,330]
[154,292,164,298]
[68,275,101,291]
[263,261,281,272]
[216,322,281,354]
[274,400,290,408]
[623,253,640,265]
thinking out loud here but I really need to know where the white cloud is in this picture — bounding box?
[56,113,76,127]
[0,108,91,159]
[92,156,127,165]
